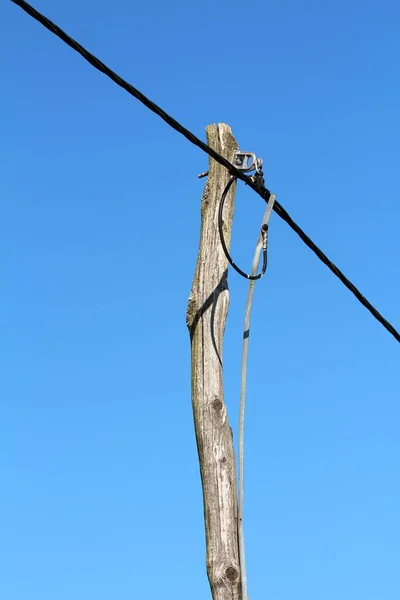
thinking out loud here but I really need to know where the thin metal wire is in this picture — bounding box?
[238,194,277,600]
[11,0,400,345]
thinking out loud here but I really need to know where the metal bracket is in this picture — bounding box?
[232,151,263,174]
[198,150,263,179]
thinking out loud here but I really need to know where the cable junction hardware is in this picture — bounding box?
[218,151,269,281]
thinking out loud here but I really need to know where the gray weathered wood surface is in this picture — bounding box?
[186,123,241,600]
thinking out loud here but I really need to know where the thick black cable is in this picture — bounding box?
[11,0,400,344]
[274,202,400,343]
[10,0,251,187]
[218,177,267,280]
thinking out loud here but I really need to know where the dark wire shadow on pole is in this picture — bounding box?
[187,271,229,368]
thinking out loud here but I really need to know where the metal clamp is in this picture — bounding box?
[198,150,263,179]
[232,151,263,174]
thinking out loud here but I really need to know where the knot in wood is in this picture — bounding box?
[212,398,223,411]
[225,566,239,582]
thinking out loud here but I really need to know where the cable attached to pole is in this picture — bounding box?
[238,193,277,600]
[11,0,400,344]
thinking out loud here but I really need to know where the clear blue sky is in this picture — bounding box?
[2,1,399,598]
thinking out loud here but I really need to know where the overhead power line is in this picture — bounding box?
[11,0,400,344]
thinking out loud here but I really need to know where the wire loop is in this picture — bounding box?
[218,176,268,280]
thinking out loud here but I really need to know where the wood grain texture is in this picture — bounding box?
[186,124,241,600]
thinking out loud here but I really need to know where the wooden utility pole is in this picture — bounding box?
[186,123,241,600]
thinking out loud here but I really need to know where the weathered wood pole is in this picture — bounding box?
[186,123,241,600]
